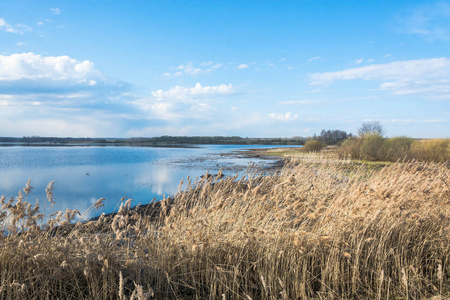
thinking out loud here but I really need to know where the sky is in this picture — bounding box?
[0,0,449,138]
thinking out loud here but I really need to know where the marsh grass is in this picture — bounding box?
[0,156,449,299]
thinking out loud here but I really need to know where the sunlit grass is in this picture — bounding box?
[0,156,449,299]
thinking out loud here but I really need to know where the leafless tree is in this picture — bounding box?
[357,121,386,137]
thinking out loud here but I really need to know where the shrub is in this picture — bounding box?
[409,139,450,163]
[301,140,326,152]
[384,136,414,162]
[359,133,386,161]
[338,137,362,159]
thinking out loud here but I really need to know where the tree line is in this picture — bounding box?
[0,129,354,146]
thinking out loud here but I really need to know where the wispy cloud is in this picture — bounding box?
[397,2,450,41]
[0,18,32,34]
[151,83,233,100]
[134,83,235,121]
[309,57,450,100]
[268,112,298,121]
[50,8,61,15]
[279,100,314,105]
[163,62,222,78]
[237,64,248,69]
[36,19,52,27]
[354,58,364,65]
[353,58,374,65]
[308,56,321,62]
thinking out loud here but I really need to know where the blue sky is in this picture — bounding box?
[0,0,449,138]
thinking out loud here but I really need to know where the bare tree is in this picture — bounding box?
[357,121,386,137]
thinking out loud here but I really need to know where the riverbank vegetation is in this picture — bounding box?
[338,134,450,163]
[1,153,449,299]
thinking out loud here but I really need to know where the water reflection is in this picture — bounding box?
[0,145,289,217]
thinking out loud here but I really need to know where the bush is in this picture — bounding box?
[338,137,362,159]
[384,136,414,162]
[302,140,326,152]
[359,133,386,161]
[409,139,450,163]
[338,136,449,163]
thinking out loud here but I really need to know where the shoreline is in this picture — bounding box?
[86,147,289,223]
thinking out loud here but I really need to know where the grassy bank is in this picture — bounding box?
[0,155,449,299]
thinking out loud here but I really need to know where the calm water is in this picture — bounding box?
[0,145,290,218]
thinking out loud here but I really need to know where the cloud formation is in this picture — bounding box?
[237,64,248,69]
[151,83,233,100]
[0,53,117,94]
[134,83,235,120]
[50,8,61,15]
[397,2,450,41]
[268,112,298,121]
[309,57,450,99]
[163,62,222,78]
[0,18,32,34]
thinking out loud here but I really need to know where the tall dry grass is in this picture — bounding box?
[0,156,449,299]
[409,139,450,163]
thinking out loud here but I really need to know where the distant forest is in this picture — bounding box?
[0,130,351,146]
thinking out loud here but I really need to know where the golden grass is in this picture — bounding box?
[409,139,450,163]
[0,156,449,299]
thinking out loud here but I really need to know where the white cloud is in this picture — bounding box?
[0,52,100,81]
[353,58,374,65]
[176,63,202,75]
[164,62,222,78]
[308,56,321,62]
[200,61,213,66]
[0,18,32,34]
[0,52,112,94]
[354,58,364,65]
[279,100,313,105]
[268,112,298,121]
[134,83,235,121]
[50,8,61,15]
[151,83,233,100]
[237,64,248,69]
[397,2,450,41]
[309,57,450,100]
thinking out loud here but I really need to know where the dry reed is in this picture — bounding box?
[0,155,449,299]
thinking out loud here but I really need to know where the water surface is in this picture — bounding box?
[0,145,290,218]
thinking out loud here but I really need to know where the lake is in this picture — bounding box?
[0,145,291,219]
